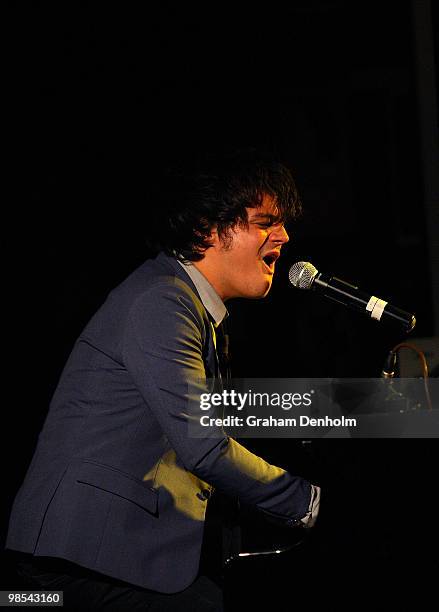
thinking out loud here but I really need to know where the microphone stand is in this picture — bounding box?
[381,342,433,411]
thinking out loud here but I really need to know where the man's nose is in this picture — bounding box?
[270,224,290,244]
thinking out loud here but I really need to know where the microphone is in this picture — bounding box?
[288,261,416,333]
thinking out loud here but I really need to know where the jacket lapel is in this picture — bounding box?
[155,253,220,382]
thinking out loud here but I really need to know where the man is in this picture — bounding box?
[6,149,320,610]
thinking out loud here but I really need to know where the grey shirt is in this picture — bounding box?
[177,259,228,327]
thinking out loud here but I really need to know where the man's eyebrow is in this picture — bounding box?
[249,213,282,222]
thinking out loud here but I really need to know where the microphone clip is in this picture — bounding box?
[381,350,398,378]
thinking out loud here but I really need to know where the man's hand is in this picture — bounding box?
[299,484,321,528]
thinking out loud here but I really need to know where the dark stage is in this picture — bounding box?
[3,1,438,609]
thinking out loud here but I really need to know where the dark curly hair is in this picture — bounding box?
[148,148,302,262]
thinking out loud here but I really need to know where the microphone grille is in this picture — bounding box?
[288,261,318,289]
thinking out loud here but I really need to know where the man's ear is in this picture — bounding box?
[208,227,220,246]
[194,223,218,246]
[199,226,221,249]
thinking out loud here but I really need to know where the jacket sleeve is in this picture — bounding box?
[122,278,312,524]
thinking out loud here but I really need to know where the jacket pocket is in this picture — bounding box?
[76,461,158,516]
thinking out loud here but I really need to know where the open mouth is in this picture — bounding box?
[262,252,279,273]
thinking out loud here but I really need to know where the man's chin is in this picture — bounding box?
[250,279,272,299]
[230,278,272,300]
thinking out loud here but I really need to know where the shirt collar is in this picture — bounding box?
[177,259,228,327]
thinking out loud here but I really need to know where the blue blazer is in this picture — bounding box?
[6,253,312,593]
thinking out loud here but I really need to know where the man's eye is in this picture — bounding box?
[258,223,272,229]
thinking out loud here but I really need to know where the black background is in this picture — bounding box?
[3,1,438,608]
